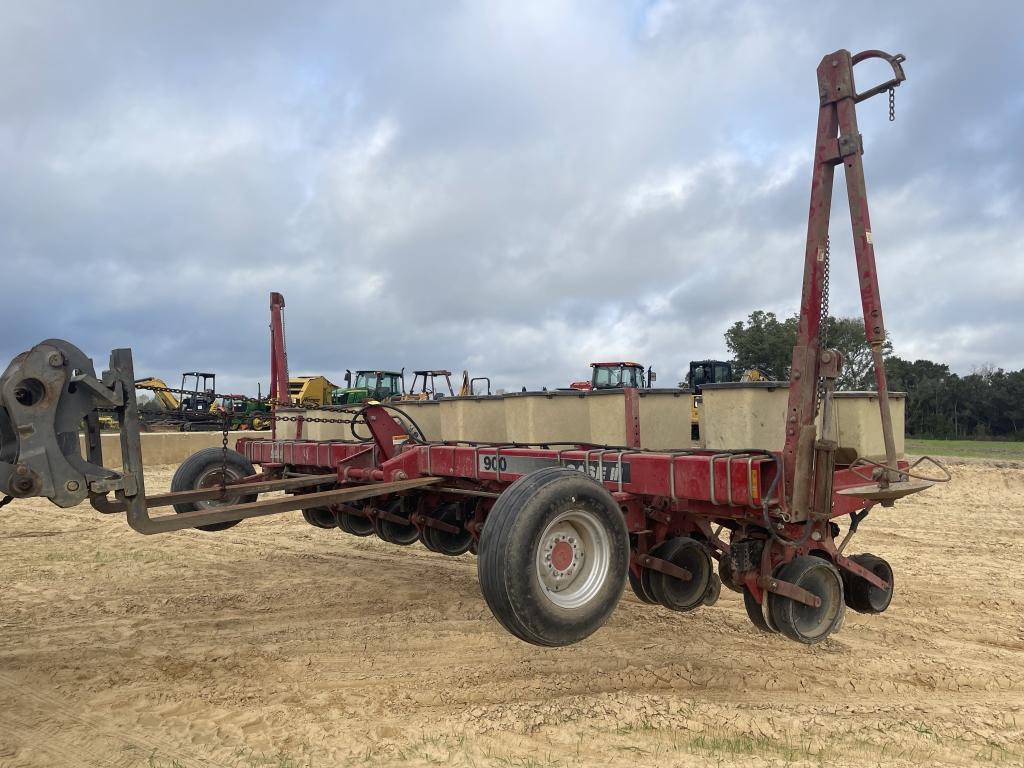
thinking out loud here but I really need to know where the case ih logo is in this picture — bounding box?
[561,460,631,483]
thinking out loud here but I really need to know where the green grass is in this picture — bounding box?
[906,438,1024,460]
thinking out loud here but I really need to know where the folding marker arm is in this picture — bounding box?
[783,49,908,519]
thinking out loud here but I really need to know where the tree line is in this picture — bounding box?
[724,311,1022,440]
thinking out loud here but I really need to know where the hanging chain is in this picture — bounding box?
[219,409,230,497]
[816,235,831,415]
[888,87,895,122]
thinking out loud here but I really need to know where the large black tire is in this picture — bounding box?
[170,447,257,532]
[843,553,894,614]
[647,536,713,612]
[768,556,846,644]
[477,467,629,647]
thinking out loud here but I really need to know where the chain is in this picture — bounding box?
[280,310,289,392]
[219,409,229,496]
[888,87,895,122]
[133,383,363,415]
[273,415,358,424]
[99,382,369,430]
[816,235,831,415]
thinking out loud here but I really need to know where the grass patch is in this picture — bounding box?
[906,438,1024,460]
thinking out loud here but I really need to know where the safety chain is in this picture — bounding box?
[816,235,831,415]
[273,415,357,424]
[888,87,895,122]
[219,410,229,496]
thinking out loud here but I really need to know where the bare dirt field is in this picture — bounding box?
[1,459,1022,767]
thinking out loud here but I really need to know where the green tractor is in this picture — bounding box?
[222,394,272,431]
[331,369,405,405]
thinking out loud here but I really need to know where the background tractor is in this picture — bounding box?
[569,362,655,391]
[134,372,220,430]
[221,394,271,431]
[684,360,769,441]
[332,370,405,405]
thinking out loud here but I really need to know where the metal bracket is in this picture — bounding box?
[635,552,693,582]
[757,574,822,608]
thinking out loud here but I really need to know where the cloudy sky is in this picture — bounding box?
[2,1,1022,395]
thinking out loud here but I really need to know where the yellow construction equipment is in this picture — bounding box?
[288,375,336,406]
[133,377,182,411]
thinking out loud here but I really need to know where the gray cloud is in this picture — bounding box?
[2,0,1022,395]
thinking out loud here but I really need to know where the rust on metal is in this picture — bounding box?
[758,575,823,609]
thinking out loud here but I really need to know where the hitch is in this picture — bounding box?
[0,340,437,533]
[0,340,140,508]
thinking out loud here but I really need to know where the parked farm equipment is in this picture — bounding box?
[0,49,945,647]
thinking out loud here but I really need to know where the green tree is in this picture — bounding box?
[725,311,891,388]
[723,311,797,380]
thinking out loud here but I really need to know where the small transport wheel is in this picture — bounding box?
[843,553,894,614]
[302,507,337,529]
[743,587,776,633]
[477,467,629,647]
[170,447,257,532]
[768,556,846,644]
[421,503,474,556]
[648,536,713,612]
[337,508,375,537]
[374,497,420,545]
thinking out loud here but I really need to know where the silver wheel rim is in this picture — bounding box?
[535,507,611,609]
[195,465,244,508]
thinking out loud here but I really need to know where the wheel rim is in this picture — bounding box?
[866,559,894,611]
[535,508,611,610]
[195,466,245,508]
[790,575,841,637]
[774,560,843,641]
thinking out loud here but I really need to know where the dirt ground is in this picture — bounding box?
[1,459,1022,768]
